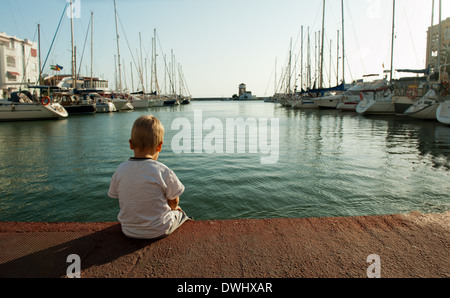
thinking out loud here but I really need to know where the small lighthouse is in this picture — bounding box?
[239,83,246,97]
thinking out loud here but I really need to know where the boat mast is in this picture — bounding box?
[307,27,311,88]
[300,26,304,91]
[38,24,42,85]
[70,0,76,88]
[438,0,442,82]
[130,62,134,91]
[389,0,396,82]
[288,38,292,94]
[90,11,93,88]
[139,32,145,93]
[114,0,122,93]
[428,0,434,81]
[341,0,345,85]
[274,57,277,95]
[329,39,332,87]
[336,30,339,85]
[320,0,326,88]
[152,29,160,95]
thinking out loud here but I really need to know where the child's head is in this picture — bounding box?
[130,115,164,154]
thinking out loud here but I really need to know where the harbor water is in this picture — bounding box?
[0,101,449,222]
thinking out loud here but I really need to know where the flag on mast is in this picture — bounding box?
[51,64,63,71]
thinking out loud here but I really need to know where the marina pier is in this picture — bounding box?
[0,212,448,278]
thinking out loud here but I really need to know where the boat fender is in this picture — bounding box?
[41,96,51,106]
[407,88,418,99]
[442,81,449,96]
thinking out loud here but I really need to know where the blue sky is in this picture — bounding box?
[2,0,448,97]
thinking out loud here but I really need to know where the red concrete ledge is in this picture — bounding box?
[0,212,448,278]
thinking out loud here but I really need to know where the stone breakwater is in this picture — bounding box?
[0,211,448,278]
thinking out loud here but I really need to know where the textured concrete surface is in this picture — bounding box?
[0,211,448,278]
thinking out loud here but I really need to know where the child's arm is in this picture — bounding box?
[168,197,182,211]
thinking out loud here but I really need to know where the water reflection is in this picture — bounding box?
[0,102,449,222]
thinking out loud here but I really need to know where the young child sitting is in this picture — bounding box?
[108,115,189,239]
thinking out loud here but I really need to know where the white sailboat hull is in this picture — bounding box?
[336,95,360,111]
[356,88,394,115]
[148,99,164,107]
[393,96,415,115]
[0,102,68,121]
[96,102,117,113]
[292,98,318,109]
[313,96,340,109]
[404,102,438,119]
[113,99,134,111]
[404,90,439,120]
[130,96,149,109]
[356,99,395,114]
[436,100,450,124]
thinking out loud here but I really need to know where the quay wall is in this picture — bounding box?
[0,211,448,278]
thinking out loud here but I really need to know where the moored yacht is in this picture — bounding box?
[436,98,450,124]
[89,93,117,113]
[292,95,318,109]
[392,77,429,115]
[0,91,68,121]
[356,86,395,115]
[129,95,149,109]
[312,92,343,109]
[53,92,96,114]
[404,89,439,120]
[337,80,386,112]
[111,95,133,111]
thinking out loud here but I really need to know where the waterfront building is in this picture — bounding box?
[0,32,39,99]
[237,83,256,100]
[426,17,450,75]
[43,74,109,91]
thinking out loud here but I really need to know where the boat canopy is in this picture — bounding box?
[396,66,430,75]
[300,82,346,96]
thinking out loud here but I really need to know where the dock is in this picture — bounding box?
[0,211,448,279]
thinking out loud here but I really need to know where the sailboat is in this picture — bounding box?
[405,0,445,121]
[436,97,450,124]
[301,0,347,109]
[52,0,96,114]
[111,0,134,111]
[0,24,68,121]
[392,75,429,114]
[356,0,397,115]
[404,88,440,119]
[355,83,395,115]
[0,90,68,121]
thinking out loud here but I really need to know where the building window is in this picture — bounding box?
[7,56,16,67]
[7,72,17,81]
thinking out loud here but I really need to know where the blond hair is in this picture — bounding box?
[130,115,164,151]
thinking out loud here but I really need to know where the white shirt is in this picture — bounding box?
[108,158,185,239]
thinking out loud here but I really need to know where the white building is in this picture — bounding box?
[238,83,256,100]
[0,32,39,99]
